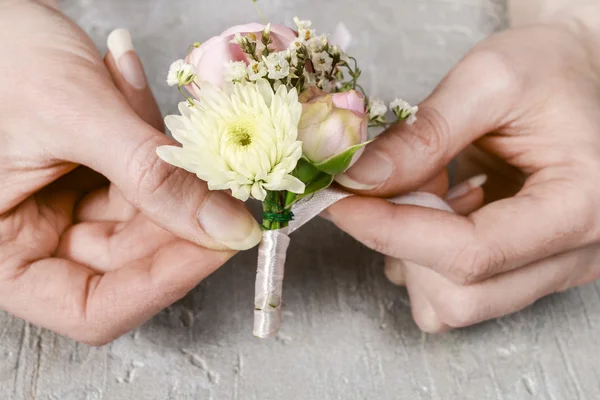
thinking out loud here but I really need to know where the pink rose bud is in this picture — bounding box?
[186,23,296,94]
[298,89,368,166]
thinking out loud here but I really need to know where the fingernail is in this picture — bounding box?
[107,28,147,90]
[417,301,445,334]
[198,192,262,251]
[408,286,444,334]
[384,257,406,286]
[336,150,393,190]
[445,174,487,201]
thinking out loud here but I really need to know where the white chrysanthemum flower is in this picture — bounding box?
[293,17,312,31]
[224,61,248,82]
[368,98,388,119]
[167,59,197,87]
[247,61,268,81]
[391,98,418,125]
[157,79,305,201]
[265,52,290,80]
[312,51,333,74]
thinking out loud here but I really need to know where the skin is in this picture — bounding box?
[0,0,262,345]
[329,2,600,332]
[4,0,598,342]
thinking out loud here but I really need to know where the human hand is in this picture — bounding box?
[0,1,261,344]
[328,11,600,332]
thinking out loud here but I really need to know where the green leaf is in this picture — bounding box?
[286,173,334,208]
[285,159,335,208]
[313,141,372,175]
[293,158,322,183]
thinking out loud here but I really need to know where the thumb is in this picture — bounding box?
[337,51,518,196]
[54,29,262,251]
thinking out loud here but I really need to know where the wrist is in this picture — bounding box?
[511,3,600,65]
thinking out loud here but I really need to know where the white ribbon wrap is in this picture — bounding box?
[253,187,453,338]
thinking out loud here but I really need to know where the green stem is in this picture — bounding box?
[261,191,290,231]
[178,85,194,106]
[252,0,266,24]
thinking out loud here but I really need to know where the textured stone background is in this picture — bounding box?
[2,0,600,399]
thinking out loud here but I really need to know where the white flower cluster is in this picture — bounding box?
[223,17,351,92]
[368,97,418,125]
[167,59,197,87]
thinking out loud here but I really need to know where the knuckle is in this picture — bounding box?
[457,48,520,96]
[445,243,505,284]
[128,137,181,204]
[366,232,394,256]
[396,106,451,162]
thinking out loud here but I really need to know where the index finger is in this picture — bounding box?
[328,176,597,284]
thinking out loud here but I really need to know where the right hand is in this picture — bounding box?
[0,1,261,345]
[329,12,600,332]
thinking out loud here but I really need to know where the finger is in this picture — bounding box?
[36,0,59,9]
[336,51,518,195]
[384,257,406,286]
[76,184,137,222]
[0,240,231,345]
[383,176,485,288]
[75,31,166,223]
[407,244,600,333]
[49,30,262,251]
[329,174,596,284]
[445,174,487,215]
[104,29,164,132]
[404,264,449,334]
[447,187,484,216]
[416,170,448,197]
[57,213,175,273]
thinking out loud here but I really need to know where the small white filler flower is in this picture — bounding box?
[368,97,388,120]
[247,61,268,81]
[167,59,197,87]
[264,52,290,80]
[224,60,248,82]
[157,79,305,201]
[390,98,418,125]
[311,51,333,74]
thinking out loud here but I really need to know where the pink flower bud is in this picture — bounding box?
[298,89,368,166]
[186,23,296,94]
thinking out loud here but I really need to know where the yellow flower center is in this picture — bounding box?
[228,120,255,147]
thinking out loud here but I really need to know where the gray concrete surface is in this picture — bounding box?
[3,0,600,399]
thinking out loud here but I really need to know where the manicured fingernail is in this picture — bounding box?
[445,174,487,201]
[198,192,262,251]
[107,29,147,90]
[336,150,393,190]
[384,257,406,286]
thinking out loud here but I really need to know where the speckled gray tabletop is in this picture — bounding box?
[2,1,600,399]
